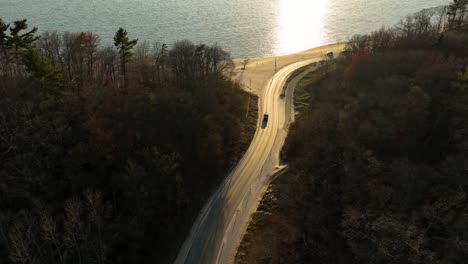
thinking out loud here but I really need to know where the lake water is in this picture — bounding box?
[1,0,448,58]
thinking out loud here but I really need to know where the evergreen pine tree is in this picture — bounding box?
[5,19,39,55]
[0,18,9,49]
[22,49,63,102]
[113,27,138,86]
[0,18,10,75]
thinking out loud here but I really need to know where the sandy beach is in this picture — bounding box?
[232,43,346,94]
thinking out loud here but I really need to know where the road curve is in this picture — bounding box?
[174,59,319,264]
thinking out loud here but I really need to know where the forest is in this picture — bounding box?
[0,20,256,263]
[238,1,468,263]
[286,2,468,263]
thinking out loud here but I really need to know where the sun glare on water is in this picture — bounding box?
[275,0,329,55]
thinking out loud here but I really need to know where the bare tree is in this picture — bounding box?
[206,44,234,75]
[347,34,370,53]
[414,9,434,35]
[397,15,415,37]
[134,41,151,84]
[98,46,117,84]
[38,31,63,69]
[169,40,196,84]
[370,27,397,52]
[448,0,468,28]
[434,6,449,32]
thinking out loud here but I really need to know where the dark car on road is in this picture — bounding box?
[262,113,269,128]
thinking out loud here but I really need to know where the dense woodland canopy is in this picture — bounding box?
[0,19,256,263]
[282,2,468,263]
[2,1,468,264]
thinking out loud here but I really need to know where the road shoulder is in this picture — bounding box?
[234,64,328,264]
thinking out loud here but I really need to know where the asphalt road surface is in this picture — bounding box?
[174,58,323,264]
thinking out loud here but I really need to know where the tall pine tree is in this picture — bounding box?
[0,18,10,75]
[0,18,9,50]
[113,27,138,86]
[5,19,39,55]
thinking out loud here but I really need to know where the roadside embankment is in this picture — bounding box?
[234,62,330,264]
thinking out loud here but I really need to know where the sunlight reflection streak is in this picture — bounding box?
[275,0,329,55]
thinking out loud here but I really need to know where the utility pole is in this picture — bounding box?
[246,78,252,118]
[275,57,277,73]
[246,94,250,118]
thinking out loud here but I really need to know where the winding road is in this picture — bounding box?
[174,57,326,264]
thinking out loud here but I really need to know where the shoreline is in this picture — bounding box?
[231,42,346,95]
[232,42,344,61]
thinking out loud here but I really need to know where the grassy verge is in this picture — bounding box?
[294,63,336,113]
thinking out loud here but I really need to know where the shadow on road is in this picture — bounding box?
[178,179,230,263]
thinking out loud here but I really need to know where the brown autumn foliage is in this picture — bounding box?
[0,20,256,263]
[282,6,468,264]
[235,3,468,264]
